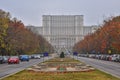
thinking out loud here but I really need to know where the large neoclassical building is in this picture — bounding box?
[27,15,98,53]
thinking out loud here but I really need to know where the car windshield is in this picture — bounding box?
[10,56,19,58]
[20,55,28,57]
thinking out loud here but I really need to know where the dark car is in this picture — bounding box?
[0,56,3,64]
[19,55,29,61]
[8,56,20,64]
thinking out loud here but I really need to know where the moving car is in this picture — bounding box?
[31,54,41,59]
[34,55,41,59]
[8,56,20,64]
[19,55,29,61]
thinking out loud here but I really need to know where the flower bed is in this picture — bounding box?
[27,57,95,73]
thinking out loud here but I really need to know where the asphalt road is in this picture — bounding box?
[1,56,120,79]
[76,56,120,79]
[0,57,51,79]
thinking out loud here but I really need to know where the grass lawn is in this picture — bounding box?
[44,57,80,63]
[2,57,120,80]
[2,70,120,80]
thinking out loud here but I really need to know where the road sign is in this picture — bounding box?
[43,52,49,57]
[73,52,78,56]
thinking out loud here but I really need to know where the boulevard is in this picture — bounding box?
[76,56,120,78]
[0,57,50,79]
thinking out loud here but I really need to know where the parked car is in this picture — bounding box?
[28,55,32,59]
[110,54,117,61]
[0,56,3,64]
[19,55,29,62]
[114,54,120,62]
[0,56,9,64]
[8,56,20,64]
[2,56,9,63]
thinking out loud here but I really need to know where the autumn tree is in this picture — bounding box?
[0,9,10,55]
[73,16,120,54]
[0,9,53,55]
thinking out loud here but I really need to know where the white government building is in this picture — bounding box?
[27,15,98,53]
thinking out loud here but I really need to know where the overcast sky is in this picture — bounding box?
[0,0,120,26]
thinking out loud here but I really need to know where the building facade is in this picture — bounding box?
[42,15,84,52]
[27,15,98,53]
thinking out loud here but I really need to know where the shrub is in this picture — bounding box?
[60,52,65,58]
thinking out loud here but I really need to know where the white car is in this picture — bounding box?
[110,54,118,61]
[34,55,41,59]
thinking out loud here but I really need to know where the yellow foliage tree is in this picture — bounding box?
[0,9,10,55]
